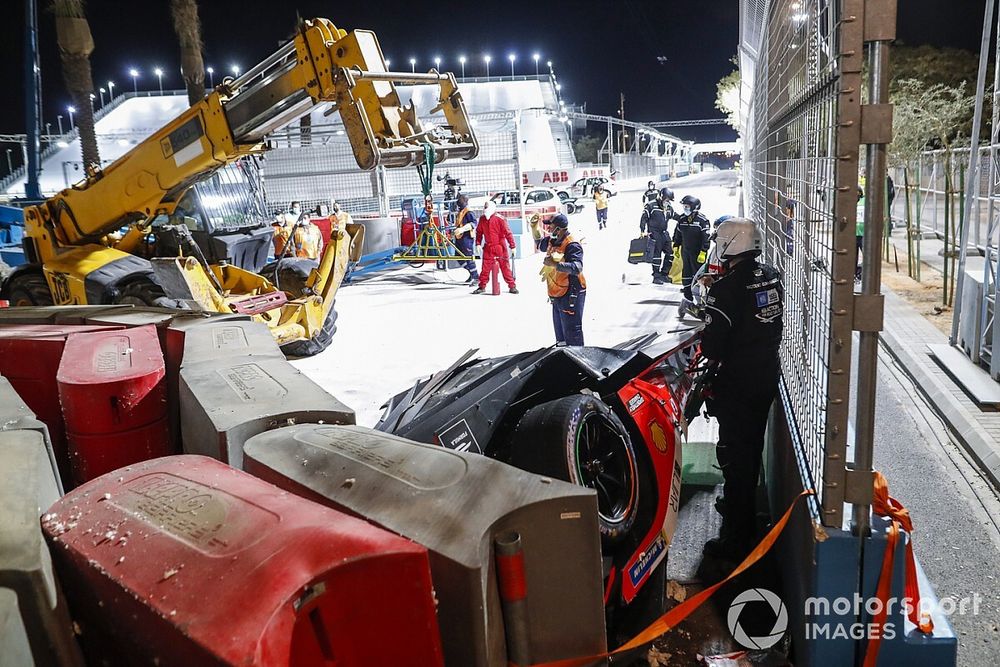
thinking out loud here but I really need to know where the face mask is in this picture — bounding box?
[683,206,692,215]
[291,207,300,214]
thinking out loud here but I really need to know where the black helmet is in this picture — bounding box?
[647,180,656,189]
[681,195,701,212]
[659,187,674,202]
[549,213,569,229]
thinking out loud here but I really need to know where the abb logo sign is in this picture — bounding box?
[522,170,570,185]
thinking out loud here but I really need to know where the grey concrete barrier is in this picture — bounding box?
[0,305,138,325]
[0,432,83,666]
[176,319,284,367]
[180,360,354,469]
[0,589,34,666]
[243,423,607,666]
[0,376,64,496]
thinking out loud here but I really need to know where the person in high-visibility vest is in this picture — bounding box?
[540,214,586,346]
[452,194,479,283]
[593,184,609,230]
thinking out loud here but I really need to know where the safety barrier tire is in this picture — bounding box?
[280,304,338,358]
[512,394,639,545]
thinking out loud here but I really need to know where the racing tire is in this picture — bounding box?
[5,271,53,306]
[511,394,639,544]
[280,304,338,358]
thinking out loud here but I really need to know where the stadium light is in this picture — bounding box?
[508,53,516,77]
[67,105,75,127]
[409,57,416,73]
[459,55,466,77]
[129,68,139,94]
[484,54,492,78]
[206,66,214,87]
[154,67,164,94]
[533,53,540,76]
[434,56,441,70]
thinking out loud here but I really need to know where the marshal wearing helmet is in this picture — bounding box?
[699,217,784,560]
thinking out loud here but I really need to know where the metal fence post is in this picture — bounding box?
[852,0,896,537]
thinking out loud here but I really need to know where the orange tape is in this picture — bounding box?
[533,489,815,667]
[863,471,933,667]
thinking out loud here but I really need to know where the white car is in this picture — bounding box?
[468,187,566,220]
[571,176,618,198]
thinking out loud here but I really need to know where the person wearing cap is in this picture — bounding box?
[699,217,783,561]
[593,184,609,230]
[539,214,586,345]
[473,199,517,295]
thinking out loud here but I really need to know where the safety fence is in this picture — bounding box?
[742,0,892,528]
[262,111,526,217]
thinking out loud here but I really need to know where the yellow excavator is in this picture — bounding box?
[1,18,478,356]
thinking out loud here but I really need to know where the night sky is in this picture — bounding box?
[0,0,989,153]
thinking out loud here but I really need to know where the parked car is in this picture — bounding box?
[572,176,619,198]
[376,332,705,637]
[469,187,566,221]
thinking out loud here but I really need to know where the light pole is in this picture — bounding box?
[108,80,115,101]
[533,53,540,77]
[547,60,553,76]
[89,93,96,111]
[67,106,75,129]
[130,68,139,94]
[508,53,516,77]
[484,55,491,78]
[206,67,214,88]
[409,57,416,73]
[57,115,63,135]
[231,64,240,77]
[99,87,105,106]
[154,67,164,94]
[434,56,441,71]
[459,55,466,78]
[45,122,51,142]
[385,58,391,68]
[5,149,12,175]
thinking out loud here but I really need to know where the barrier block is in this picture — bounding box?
[0,324,124,484]
[42,455,443,666]
[0,376,64,495]
[57,326,173,485]
[0,589,34,667]
[0,431,83,666]
[244,424,606,666]
[180,358,354,469]
[177,319,285,367]
[0,305,136,325]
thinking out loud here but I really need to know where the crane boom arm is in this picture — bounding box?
[27,18,478,247]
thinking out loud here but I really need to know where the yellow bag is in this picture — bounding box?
[669,246,683,283]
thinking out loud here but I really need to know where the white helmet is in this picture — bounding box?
[713,217,763,262]
[483,200,497,218]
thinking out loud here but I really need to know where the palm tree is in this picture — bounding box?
[170,0,205,106]
[51,0,100,170]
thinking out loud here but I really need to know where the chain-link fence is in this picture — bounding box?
[743,0,875,527]
[262,111,528,217]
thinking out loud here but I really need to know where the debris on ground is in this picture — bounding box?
[667,579,688,603]
[647,645,673,666]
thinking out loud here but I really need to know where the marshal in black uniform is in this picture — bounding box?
[700,218,784,559]
[639,200,673,284]
[672,195,711,301]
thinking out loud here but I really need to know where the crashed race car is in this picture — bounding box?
[376,329,706,634]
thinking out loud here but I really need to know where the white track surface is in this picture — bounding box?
[292,173,739,425]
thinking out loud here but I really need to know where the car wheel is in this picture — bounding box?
[115,278,175,307]
[511,394,639,544]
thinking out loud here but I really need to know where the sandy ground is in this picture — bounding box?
[881,257,954,337]
[292,174,740,425]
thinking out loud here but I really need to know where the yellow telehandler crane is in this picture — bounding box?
[1,18,478,356]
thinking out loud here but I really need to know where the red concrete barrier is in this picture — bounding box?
[56,325,172,484]
[41,455,444,666]
[0,324,123,484]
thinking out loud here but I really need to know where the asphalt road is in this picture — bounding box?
[870,344,1000,664]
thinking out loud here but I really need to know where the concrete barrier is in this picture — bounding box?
[0,305,138,325]
[0,376,64,495]
[0,431,83,666]
[243,423,606,666]
[180,359,354,468]
[42,455,443,666]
